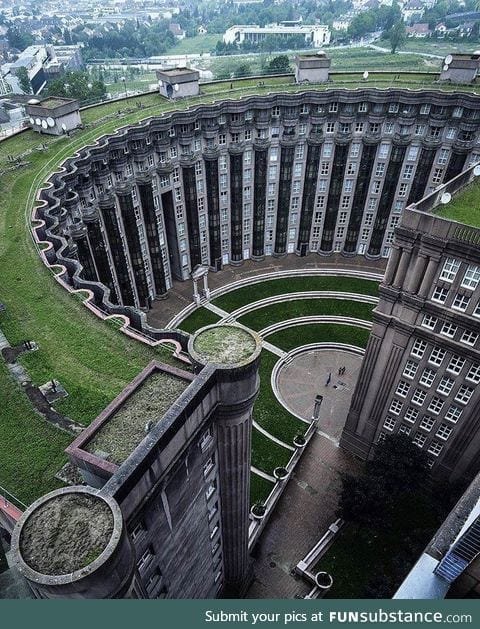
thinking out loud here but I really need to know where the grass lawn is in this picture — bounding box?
[250,474,275,506]
[267,323,371,352]
[251,426,291,473]
[213,276,379,312]
[178,307,221,334]
[318,493,445,598]
[434,178,480,228]
[238,298,375,331]
[0,362,70,505]
[167,34,221,55]
[254,350,307,445]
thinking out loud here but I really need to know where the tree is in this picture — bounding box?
[16,67,31,94]
[234,63,252,77]
[388,20,406,54]
[44,71,106,103]
[267,55,291,73]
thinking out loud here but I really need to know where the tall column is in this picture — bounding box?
[383,246,401,286]
[188,324,262,598]
[418,257,439,298]
[202,272,210,300]
[406,253,428,294]
[193,279,200,304]
[392,248,412,289]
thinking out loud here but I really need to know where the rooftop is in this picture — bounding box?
[433,178,480,228]
[19,492,113,576]
[35,97,77,109]
[84,368,191,465]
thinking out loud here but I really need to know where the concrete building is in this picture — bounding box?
[340,162,480,483]
[156,68,200,100]
[25,97,81,135]
[295,53,331,84]
[223,24,331,47]
[439,53,480,84]
[11,325,262,599]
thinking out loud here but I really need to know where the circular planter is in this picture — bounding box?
[273,466,289,481]
[250,503,266,520]
[293,435,306,448]
[315,571,333,590]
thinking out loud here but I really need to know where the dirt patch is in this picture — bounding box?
[20,493,113,575]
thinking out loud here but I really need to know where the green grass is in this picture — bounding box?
[250,474,275,507]
[254,350,307,445]
[238,298,375,331]
[0,362,70,505]
[213,276,379,312]
[434,178,480,228]
[251,426,291,474]
[106,74,157,96]
[167,34,221,55]
[178,307,221,334]
[267,324,370,352]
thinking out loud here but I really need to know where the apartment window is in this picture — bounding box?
[218,134,226,145]
[403,164,414,180]
[419,416,435,432]
[461,265,480,290]
[396,381,411,398]
[131,522,145,541]
[438,149,450,165]
[389,103,399,113]
[428,441,443,457]
[379,144,389,159]
[383,417,396,431]
[269,147,278,162]
[375,163,385,177]
[452,294,470,311]
[447,355,465,375]
[329,102,338,113]
[323,143,333,158]
[431,286,449,303]
[412,389,427,406]
[446,127,456,139]
[436,424,453,441]
[299,123,307,135]
[437,376,454,396]
[460,330,478,346]
[399,425,411,436]
[466,363,480,384]
[419,368,436,387]
[404,407,419,423]
[358,102,368,113]
[350,143,361,158]
[320,162,330,175]
[415,124,425,136]
[137,547,154,571]
[440,322,457,338]
[455,385,474,404]
[326,122,335,134]
[431,169,443,185]
[413,433,427,448]
[428,397,444,415]
[421,314,437,330]
[407,146,419,161]
[200,428,212,452]
[370,123,380,134]
[445,405,462,423]
[403,360,418,379]
[355,122,364,133]
[295,145,305,159]
[430,126,441,138]
[372,181,382,194]
[398,183,408,197]
[411,339,427,358]
[347,162,356,175]
[474,301,480,318]
[429,347,446,366]
[452,106,463,118]
[203,457,215,477]
[210,524,219,539]
[294,163,302,177]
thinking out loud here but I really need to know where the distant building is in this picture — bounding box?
[406,23,431,37]
[223,24,331,48]
[402,0,426,23]
[197,25,208,35]
[439,52,480,84]
[25,97,81,135]
[295,52,331,84]
[332,18,352,32]
[156,68,200,99]
[169,23,186,40]
[435,23,448,36]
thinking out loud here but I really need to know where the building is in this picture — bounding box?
[295,53,331,83]
[402,0,426,23]
[439,53,480,84]
[25,97,81,135]
[11,325,262,599]
[156,68,200,100]
[223,24,331,47]
[340,161,480,483]
[406,23,431,37]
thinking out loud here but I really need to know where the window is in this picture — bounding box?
[440,322,457,338]
[403,360,418,379]
[206,480,216,501]
[375,163,385,177]
[326,122,335,134]
[131,522,145,541]
[355,122,364,133]
[429,347,446,366]
[460,330,478,346]
[431,168,443,184]
[419,416,435,432]
[379,144,389,159]
[474,301,480,318]
[200,429,212,452]
[452,294,470,311]
[428,397,444,415]
[295,145,305,159]
[421,314,437,330]
[419,368,436,387]
[320,162,329,175]
[329,102,338,113]
[269,147,278,162]
[398,183,408,197]
[137,547,154,570]
[436,424,453,441]
[430,126,441,139]
[396,381,410,397]
[445,405,462,423]
[437,376,454,396]
[403,164,414,180]
[440,257,460,282]
[431,286,449,303]
[461,265,480,290]
[347,162,356,175]
[210,524,219,539]
[411,339,427,359]
[412,389,427,406]
[389,399,403,415]
[428,441,443,457]
[447,355,465,375]
[203,457,215,477]
[413,433,427,448]
[399,425,411,436]
[455,385,474,404]
[415,125,425,136]
[383,417,396,431]
[350,143,361,158]
[466,363,480,384]
[404,407,419,423]
[323,143,333,158]
[372,181,381,194]
[438,149,450,165]
[407,146,419,161]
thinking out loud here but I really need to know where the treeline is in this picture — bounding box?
[215,34,307,55]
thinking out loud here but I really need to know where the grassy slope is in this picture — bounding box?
[434,178,480,228]
[167,34,221,55]
[250,473,274,506]
[178,307,221,334]
[214,276,379,311]
[238,298,375,331]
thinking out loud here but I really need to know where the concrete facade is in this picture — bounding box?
[439,53,480,84]
[295,54,331,84]
[156,68,200,100]
[223,24,331,47]
[25,97,81,135]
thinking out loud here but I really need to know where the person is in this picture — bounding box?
[326,372,332,386]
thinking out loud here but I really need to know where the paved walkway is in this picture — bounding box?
[276,349,363,443]
[147,253,386,329]
[247,434,362,599]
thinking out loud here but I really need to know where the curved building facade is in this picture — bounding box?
[36,89,480,318]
